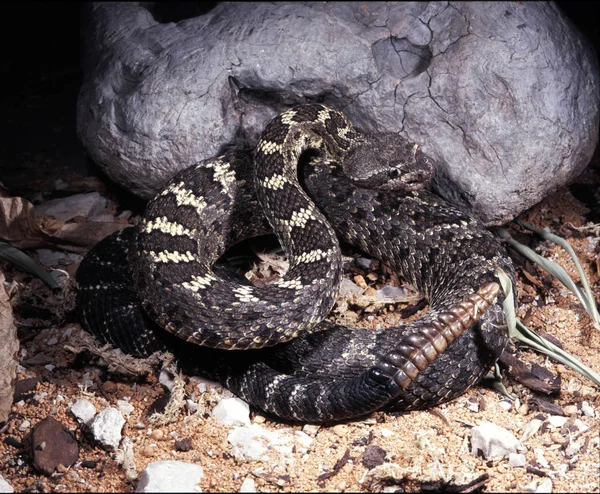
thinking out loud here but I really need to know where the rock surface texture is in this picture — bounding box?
[77,2,599,224]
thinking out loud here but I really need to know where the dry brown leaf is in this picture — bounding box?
[0,194,127,252]
[0,196,48,249]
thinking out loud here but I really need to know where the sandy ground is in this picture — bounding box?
[0,160,599,493]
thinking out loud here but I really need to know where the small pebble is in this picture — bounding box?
[498,401,512,411]
[355,257,372,270]
[366,272,378,281]
[185,400,199,413]
[353,275,367,289]
[116,399,135,417]
[563,405,578,416]
[518,403,529,416]
[142,446,155,457]
[151,430,164,441]
[253,415,266,424]
[174,438,193,452]
[302,424,320,436]
[18,420,31,432]
[332,425,347,437]
[46,337,59,346]
[239,476,256,493]
[379,428,394,438]
[508,453,526,468]
[581,401,594,417]
[546,415,567,428]
[363,287,377,298]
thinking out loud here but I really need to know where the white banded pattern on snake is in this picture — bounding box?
[76,104,515,422]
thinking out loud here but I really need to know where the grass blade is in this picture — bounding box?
[0,242,59,289]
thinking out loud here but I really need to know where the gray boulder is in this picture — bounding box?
[77,2,599,224]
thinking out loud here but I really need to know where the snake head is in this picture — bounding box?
[342,133,434,192]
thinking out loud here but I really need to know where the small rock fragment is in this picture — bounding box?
[31,417,79,475]
[212,397,251,427]
[90,408,125,450]
[34,192,107,222]
[159,369,177,392]
[508,453,526,468]
[470,422,521,459]
[18,420,30,432]
[116,399,135,417]
[239,476,255,493]
[227,424,293,461]
[375,285,408,300]
[175,438,193,452]
[13,377,41,402]
[0,475,14,493]
[302,424,320,436]
[355,257,372,270]
[151,429,164,441]
[353,275,367,289]
[536,477,553,493]
[332,424,347,437]
[185,399,199,413]
[362,445,387,469]
[136,461,204,492]
[498,401,512,411]
[580,401,594,417]
[521,418,543,442]
[36,249,83,267]
[339,278,364,298]
[70,398,97,426]
[563,405,578,416]
[545,415,567,428]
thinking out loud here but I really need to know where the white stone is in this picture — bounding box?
[508,453,526,468]
[34,192,107,222]
[497,401,512,411]
[545,415,567,428]
[0,475,14,493]
[227,424,293,461]
[375,285,408,300]
[17,420,30,432]
[212,397,251,427]
[70,398,97,426]
[534,448,550,469]
[302,424,320,436]
[380,428,394,438]
[339,278,364,297]
[238,477,256,493]
[470,422,521,459]
[573,419,589,433]
[159,369,176,391]
[136,461,203,493]
[117,399,135,417]
[294,431,313,454]
[91,408,125,450]
[536,478,553,493]
[185,399,200,413]
[521,418,543,442]
[581,401,594,417]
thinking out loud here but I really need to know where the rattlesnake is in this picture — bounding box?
[77,104,514,422]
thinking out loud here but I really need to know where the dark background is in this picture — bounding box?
[0,2,598,200]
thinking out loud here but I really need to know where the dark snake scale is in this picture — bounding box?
[76,104,515,422]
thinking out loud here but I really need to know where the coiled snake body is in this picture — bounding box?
[77,104,514,422]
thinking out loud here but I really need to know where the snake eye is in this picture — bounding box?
[388,168,400,179]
